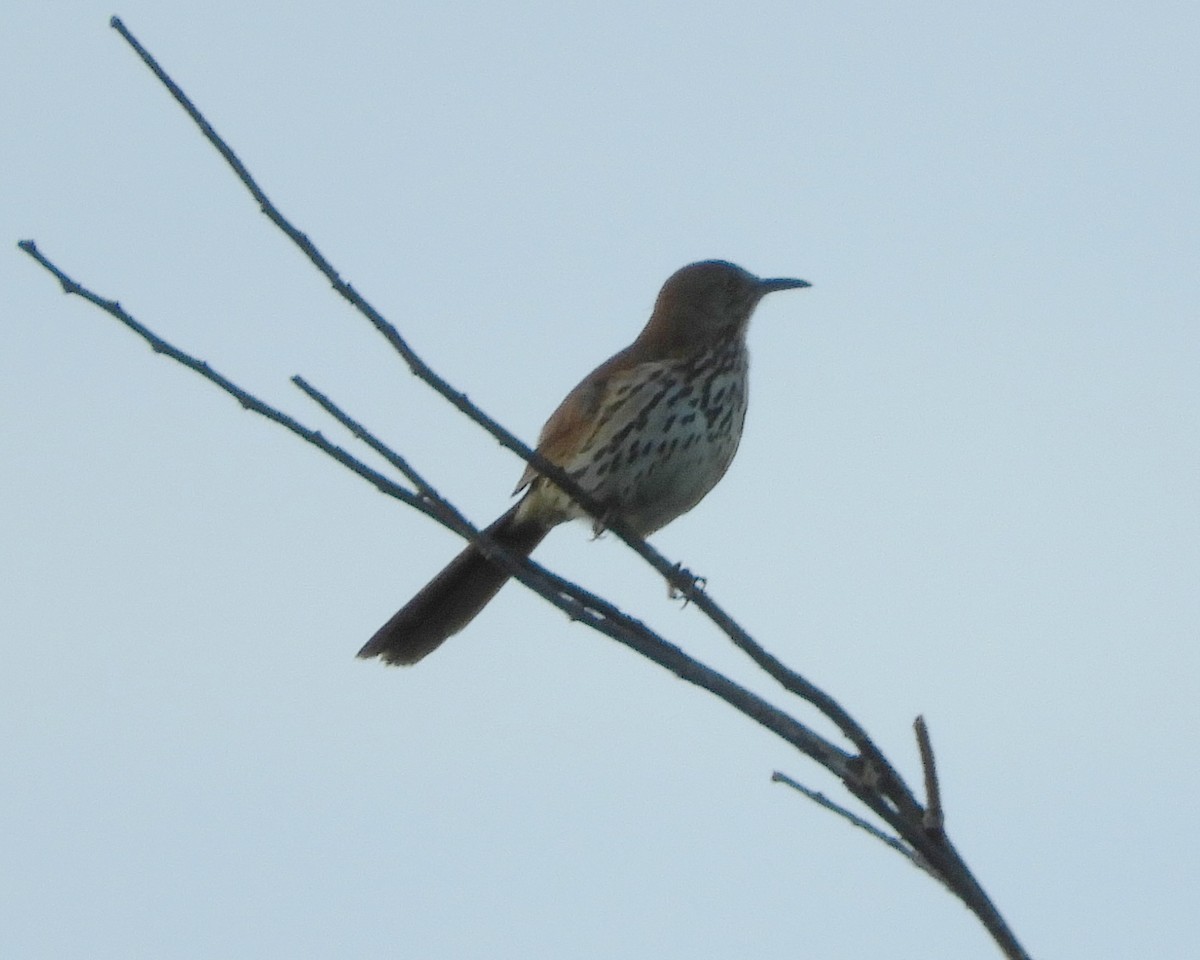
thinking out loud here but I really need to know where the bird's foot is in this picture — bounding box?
[667,563,707,604]
[589,502,624,539]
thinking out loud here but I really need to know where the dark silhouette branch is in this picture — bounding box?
[102,16,936,887]
[916,715,945,833]
[15,19,1035,960]
[107,19,884,764]
[15,239,850,783]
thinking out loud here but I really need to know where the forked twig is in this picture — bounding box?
[771,771,945,883]
[15,19,1032,960]
[105,15,899,778]
[17,238,847,777]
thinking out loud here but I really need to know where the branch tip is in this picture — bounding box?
[914,715,944,832]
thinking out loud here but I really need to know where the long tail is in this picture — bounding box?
[358,505,551,666]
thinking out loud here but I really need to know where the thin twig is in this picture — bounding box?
[17,238,853,780]
[16,22,1037,959]
[915,715,944,833]
[290,374,472,540]
[104,18,897,775]
[771,771,944,881]
[15,245,422,519]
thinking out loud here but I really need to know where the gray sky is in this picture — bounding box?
[4,2,1198,957]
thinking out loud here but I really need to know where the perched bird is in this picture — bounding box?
[360,260,810,665]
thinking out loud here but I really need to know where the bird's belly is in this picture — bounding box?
[616,427,742,534]
[566,364,748,535]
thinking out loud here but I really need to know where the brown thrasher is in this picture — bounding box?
[359,260,810,665]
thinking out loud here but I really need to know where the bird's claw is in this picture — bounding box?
[667,563,706,604]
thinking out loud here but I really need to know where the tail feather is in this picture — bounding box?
[358,505,550,665]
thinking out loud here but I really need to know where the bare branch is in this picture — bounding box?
[291,376,438,504]
[15,243,418,512]
[104,20,890,770]
[771,771,944,881]
[915,715,945,834]
[16,21,1037,960]
[16,240,853,784]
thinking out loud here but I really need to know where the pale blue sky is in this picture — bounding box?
[4,3,1198,958]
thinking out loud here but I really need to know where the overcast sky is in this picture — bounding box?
[4,3,1198,958]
